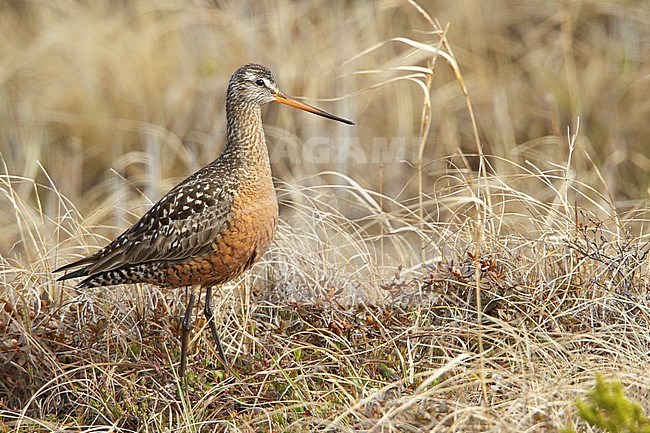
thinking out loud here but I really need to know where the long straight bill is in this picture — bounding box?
[274,92,354,125]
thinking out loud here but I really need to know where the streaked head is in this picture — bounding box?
[228,63,354,125]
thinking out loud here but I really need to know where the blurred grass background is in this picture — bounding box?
[0,0,648,253]
[1,2,649,430]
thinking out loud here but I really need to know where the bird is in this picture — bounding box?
[55,63,354,377]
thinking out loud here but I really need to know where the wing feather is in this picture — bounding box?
[78,173,235,276]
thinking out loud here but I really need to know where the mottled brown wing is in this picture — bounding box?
[80,173,236,276]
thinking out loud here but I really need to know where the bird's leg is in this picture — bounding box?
[180,292,196,378]
[204,285,229,367]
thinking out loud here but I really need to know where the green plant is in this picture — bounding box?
[563,375,650,433]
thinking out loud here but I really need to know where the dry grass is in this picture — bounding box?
[1,1,649,432]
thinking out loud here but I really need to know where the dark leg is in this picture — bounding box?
[180,292,196,378]
[204,286,228,367]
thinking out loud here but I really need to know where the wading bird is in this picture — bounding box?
[56,63,354,376]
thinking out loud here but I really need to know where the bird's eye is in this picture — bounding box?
[255,79,265,87]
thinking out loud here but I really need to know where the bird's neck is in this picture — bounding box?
[224,101,269,163]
